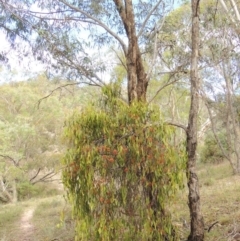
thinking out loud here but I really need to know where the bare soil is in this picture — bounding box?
[19,207,36,241]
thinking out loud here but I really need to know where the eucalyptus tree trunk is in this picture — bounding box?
[113,0,148,103]
[114,3,177,239]
[186,0,204,240]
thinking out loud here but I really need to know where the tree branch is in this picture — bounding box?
[29,168,41,182]
[37,82,84,108]
[0,154,20,166]
[58,53,106,86]
[148,78,179,104]
[137,0,163,38]
[31,170,57,185]
[111,47,127,70]
[165,121,187,132]
[59,0,127,55]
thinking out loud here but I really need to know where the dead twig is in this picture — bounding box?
[208,221,219,232]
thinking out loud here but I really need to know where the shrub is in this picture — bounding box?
[200,132,227,164]
[17,182,60,200]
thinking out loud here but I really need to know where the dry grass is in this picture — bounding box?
[0,161,239,241]
[0,196,74,241]
[32,195,74,241]
[171,161,240,240]
[0,204,23,241]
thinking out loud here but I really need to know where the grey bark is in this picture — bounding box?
[186,0,205,240]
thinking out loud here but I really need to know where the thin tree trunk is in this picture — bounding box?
[12,179,18,203]
[186,1,204,240]
[203,96,236,171]
[219,0,240,35]
[229,0,240,21]
[223,61,240,174]
[0,179,13,203]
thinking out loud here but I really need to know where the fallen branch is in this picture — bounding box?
[208,221,219,232]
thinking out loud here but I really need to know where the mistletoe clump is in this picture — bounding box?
[63,85,185,240]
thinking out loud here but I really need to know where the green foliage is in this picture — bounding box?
[63,85,186,240]
[0,75,99,202]
[17,182,60,200]
[17,182,40,200]
[200,132,227,164]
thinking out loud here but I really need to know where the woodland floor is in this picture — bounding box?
[171,162,240,240]
[0,161,240,241]
[0,196,74,241]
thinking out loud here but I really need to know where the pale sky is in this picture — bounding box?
[0,31,44,82]
[0,0,184,83]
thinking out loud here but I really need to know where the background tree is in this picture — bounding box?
[0,75,98,202]
[146,2,207,238]
[153,0,240,175]
[200,0,240,174]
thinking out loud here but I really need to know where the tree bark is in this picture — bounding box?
[113,0,148,103]
[0,178,13,203]
[186,0,204,240]
[12,179,18,203]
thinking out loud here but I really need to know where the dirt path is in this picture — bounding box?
[20,207,36,241]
